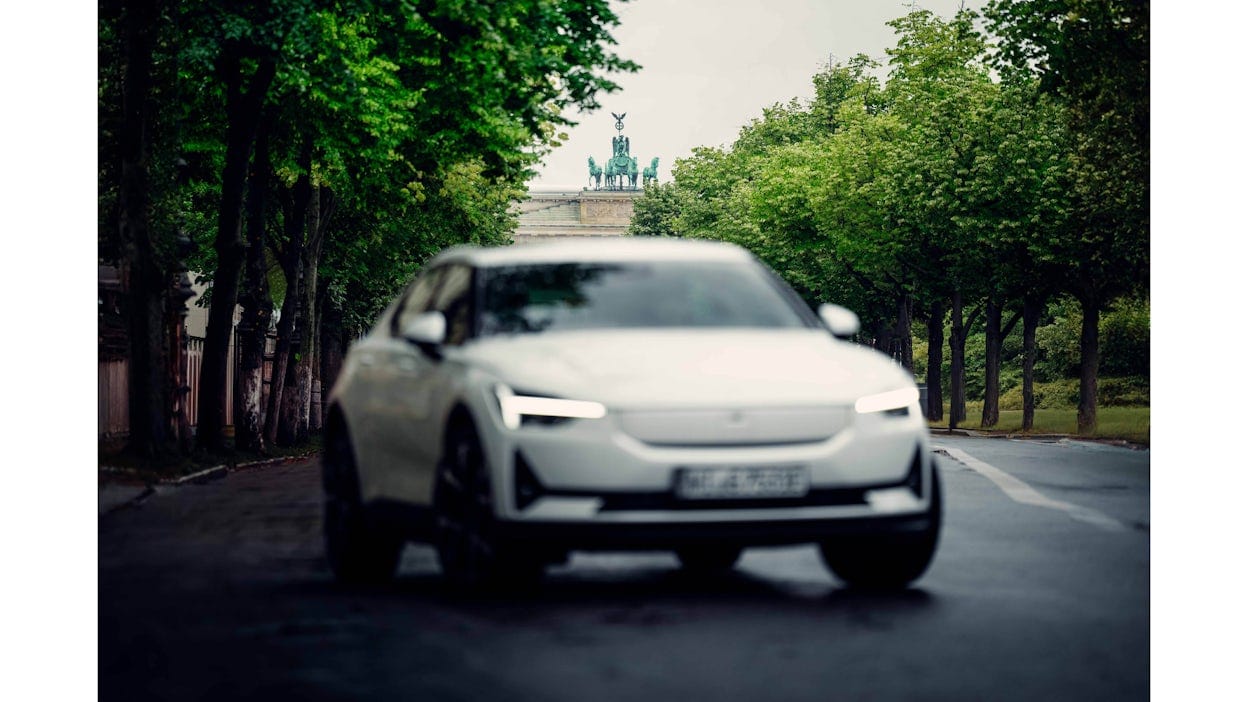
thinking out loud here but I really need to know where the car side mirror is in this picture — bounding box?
[400,310,446,353]
[818,303,860,339]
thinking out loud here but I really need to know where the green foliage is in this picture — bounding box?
[1035,297,1082,380]
[999,376,1150,410]
[102,0,639,340]
[985,0,1149,304]
[645,3,1146,424]
[628,181,685,238]
[1099,296,1150,377]
[1035,295,1149,380]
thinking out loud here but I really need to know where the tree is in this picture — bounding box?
[628,182,684,237]
[966,80,1070,428]
[876,8,995,425]
[190,0,293,451]
[183,0,638,450]
[986,0,1149,432]
[101,0,192,459]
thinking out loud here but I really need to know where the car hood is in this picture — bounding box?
[456,329,913,409]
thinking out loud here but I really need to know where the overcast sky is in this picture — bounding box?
[529,0,986,190]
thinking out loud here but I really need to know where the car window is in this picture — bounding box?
[392,266,444,337]
[478,260,814,336]
[429,264,474,346]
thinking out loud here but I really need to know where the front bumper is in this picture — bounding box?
[493,511,936,551]
[475,395,935,529]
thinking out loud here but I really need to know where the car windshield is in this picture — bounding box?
[478,259,813,336]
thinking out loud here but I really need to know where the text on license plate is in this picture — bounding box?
[675,466,810,500]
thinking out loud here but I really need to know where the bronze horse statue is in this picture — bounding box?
[587,157,602,189]
[642,157,659,185]
[605,154,631,189]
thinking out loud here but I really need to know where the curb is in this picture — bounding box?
[99,451,322,516]
[928,427,1147,450]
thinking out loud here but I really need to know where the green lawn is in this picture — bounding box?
[927,403,1150,445]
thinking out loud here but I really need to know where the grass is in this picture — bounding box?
[927,402,1150,445]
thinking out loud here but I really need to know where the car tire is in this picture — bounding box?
[323,422,403,584]
[676,546,743,571]
[434,417,543,590]
[819,465,943,589]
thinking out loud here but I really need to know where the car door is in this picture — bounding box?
[382,263,476,505]
[360,266,445,502]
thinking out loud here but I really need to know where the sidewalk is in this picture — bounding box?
[99,482,153,516]
[99,452,320,516]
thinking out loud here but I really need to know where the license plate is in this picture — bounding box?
[674,466,810,500]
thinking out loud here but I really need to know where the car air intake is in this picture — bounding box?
[514,451,545,511]
[905,447,924,496]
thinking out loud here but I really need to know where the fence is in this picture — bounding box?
[98,359,129,440]
[98,332,294,442]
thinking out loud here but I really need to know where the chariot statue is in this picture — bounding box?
[585,112,659,191]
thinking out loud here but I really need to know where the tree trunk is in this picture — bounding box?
[870,319,890,355]
[309,278,329,434]
[197,54,277,451]
[895,294,913,373]
[117,0,174,458]
[265,254,300,446]
[264,140,312,446]
[1021,295,1042,431]
[291,186,330,443]
[307,187,335,434]
[980,299,1002,428]
[319,288,345,426]
[234,115,272,454]
[1077,295,1101,434]
[278,325,303,445]
[948,291,966,429]
[925,299,944,421]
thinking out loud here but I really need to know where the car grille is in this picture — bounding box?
[617,406,849,447]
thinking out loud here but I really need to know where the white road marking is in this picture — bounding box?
[933,444,1127,532]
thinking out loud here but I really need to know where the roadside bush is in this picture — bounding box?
[1035,298,1081,380]
[999,376,1149,410]
[1100,297,1150,377]
[1000,378,1077,410]
[1097,376,1150,406]
[1035,295,1150,380]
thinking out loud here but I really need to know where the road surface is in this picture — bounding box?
[99,435,1149,701]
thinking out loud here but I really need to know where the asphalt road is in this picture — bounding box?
[99,436,1149,701]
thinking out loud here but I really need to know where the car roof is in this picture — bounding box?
[429,237,754,268]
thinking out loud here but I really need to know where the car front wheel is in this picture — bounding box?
[323,423,403,584]
[819,466,943,589]
[434,417,542,590]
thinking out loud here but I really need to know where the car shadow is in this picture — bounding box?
[272,552,938,620]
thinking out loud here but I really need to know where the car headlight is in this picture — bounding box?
[494,383,607,430]
[855,386,919,415]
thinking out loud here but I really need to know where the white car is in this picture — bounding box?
[323,237,940,588]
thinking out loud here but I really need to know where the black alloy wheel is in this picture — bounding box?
[434,418,542,590]
[818,464,943,589]
[323,423,403,584]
